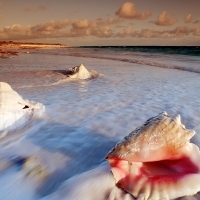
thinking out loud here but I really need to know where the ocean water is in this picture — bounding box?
[0,47,200,200]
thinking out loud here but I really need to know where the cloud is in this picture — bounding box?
[168,26,190,36]
[115,2,151,20]
[96,18,123,26]
[24,7,32,12]
[24,5,47,12]
[116,27,135,37]
[30,20,71,37]
[72,20,89,29]
[114,25,200,39]
[69,18,119,38]
[0,24,32,40]
[153,11,177,26]
[0,18,122,40]
[193,20,200,24]
[191,27,200,36]
[0,1,2,6]
[137,29,158,38]
[90,26,113,38]
[38,5,47,11]
[185,14,192,23]
[71,18,123,31]
[0,20,72,40]
[115,25,126,29]
[68,18,123,38]
[1,17,199,41]
[116,28,162,38]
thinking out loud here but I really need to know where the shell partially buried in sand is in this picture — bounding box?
[0,82,45,132]
[106,112,200,200]
[66,64,99,80]
[67,64,92,79]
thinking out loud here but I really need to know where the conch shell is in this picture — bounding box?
[106,112,200,200]
[67,64,92,79]
[0,82,44,132]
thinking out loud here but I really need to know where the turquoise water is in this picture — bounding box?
[80,46,200,57]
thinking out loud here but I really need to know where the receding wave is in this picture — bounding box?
[67,52,200,74]
[0,69,101,89]
[27,47,200,74]
[0,70,67,88]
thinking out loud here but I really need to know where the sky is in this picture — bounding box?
[0,0,200,46]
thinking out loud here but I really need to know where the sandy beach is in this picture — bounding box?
[0,41,66,59]
[0,46,200,199]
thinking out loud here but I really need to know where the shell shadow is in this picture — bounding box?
[26,121,119,197]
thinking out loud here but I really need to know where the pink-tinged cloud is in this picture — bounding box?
[0,24,32,40]
[24,7,32,12]
[137,29,158,38]
[96,18,123,26]
[70,19,117,38]
[71,18,123,30]
[115,26,200,39]
[38,5,47,11]
[1,18,200,41]
[116,28,160,38]
[185,14,192,23]
[193,20,200,24]
[24,5,47,12]
[169,26,190,36]
[90,26,113,38]
[115,2,151,20]
[115,25,126,29]
[191,27,200,36]
[0,18,121,40]
[72,20,89,29]
[153,11,177,26]
[116,27,135,37]
[31,20,71,34]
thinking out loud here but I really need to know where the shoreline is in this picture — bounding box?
[0,41,67,59]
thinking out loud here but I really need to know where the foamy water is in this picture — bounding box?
[0,48,200,200]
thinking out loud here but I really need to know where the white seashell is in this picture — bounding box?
[0,82,44,132]
[66,64,99,80]
[106,112,200,200]
[67,64,92,80]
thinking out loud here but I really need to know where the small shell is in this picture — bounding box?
[68,64,92,80]
[106,112,200,200]
[22,157,48,181]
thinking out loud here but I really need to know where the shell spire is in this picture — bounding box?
[174,114,181,124]
[106,112,196,162]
